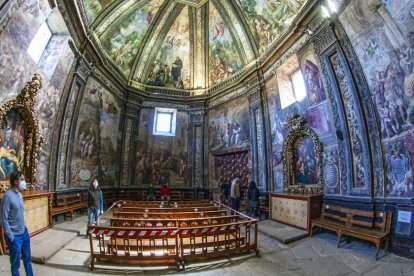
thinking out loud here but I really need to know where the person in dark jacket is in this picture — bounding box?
[247,181,261,218]
[87,179,103,234]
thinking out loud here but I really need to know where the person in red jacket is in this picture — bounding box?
[160,185,171,202]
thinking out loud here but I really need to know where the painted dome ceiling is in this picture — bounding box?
[80,0,309,92]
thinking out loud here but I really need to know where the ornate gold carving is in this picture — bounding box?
[282,114,323,194]
[0,74,44,191]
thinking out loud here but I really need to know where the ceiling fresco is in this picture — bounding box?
[79,0,309,91]
[147,6,191,89]
[208,3,243,85]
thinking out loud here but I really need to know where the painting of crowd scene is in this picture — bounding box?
[135,109,189,187]
[208,97,251,152]
[237,0,299,53]
[147,6,190,90]
[0,109,25,181]
[82,0,116,24]
[69,78,121,188]
[208,3,242,85]
[340,0,414,196]
[102,1,163,76]
[294,136,318,185]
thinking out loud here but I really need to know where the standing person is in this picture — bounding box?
[147,183,156,201]
[247,181,261,218]
[0,171,33,276]
[230,178,241,215]
[87,179,103,234]
[160,184,171,202]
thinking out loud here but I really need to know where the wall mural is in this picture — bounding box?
[82,0,116,25]
[70,78,121,188]
[147,6,191,89]
[208,96,251,152]
[340,0,414,196]
[0,109,25,179]
[135,109,189,187]
[208,3,242,85]
[102,1,163,75]
[237,0,297,53]
[0,1,74,189]
[298,45,326,106]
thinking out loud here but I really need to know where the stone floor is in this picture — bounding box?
[1,214,414,276]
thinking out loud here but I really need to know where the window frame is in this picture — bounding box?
[153,107,177,136]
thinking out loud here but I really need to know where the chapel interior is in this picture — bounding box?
[1,0,414,275]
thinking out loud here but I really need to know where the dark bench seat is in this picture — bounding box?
[50,193,86,222]
[310,204,392,259]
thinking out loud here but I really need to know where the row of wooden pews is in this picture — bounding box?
[88,200,259,270]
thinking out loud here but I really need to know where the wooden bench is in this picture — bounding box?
[102,189,117,207]
[113,210,228,219]
[50,192,86,222]
[110,215,240,228]
[88,220,258,270]
[121,200,213,207]
[118,206,221,213]
[310,204,392,259]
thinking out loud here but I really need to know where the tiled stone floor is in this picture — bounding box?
[1,214,414,275]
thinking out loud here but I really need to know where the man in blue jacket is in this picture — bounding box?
[0,171,33,276]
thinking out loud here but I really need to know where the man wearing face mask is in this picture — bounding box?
[0,171,33,276]
[86,179,103,235]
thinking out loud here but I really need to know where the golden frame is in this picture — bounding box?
[282,114,323,194]
[0,74,44,191]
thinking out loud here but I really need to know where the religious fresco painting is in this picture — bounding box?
[82,0,116,25]
[208,96,251,152]
[101,1,163,75]
[135,109,189,187]
[340,0,414,196]
[237,0,297,53]
[208,3,242,85]
[306,102,331,135]
[147,6,191,89]
[0,109,25,180]
[298,45,326,106]
[70,78,121,188]
[294,136,317,185]
[0,0,51,103]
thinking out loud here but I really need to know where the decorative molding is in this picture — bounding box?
[121,119,132,186]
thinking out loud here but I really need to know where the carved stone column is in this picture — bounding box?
[249,90,267,191]
[120,103,140,187]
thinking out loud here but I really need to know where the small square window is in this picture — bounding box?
[27,22,52,64]
[153,108,177,136]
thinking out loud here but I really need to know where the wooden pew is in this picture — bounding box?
[50,192,86,222]
[310,204,392,259]
[88,225,180,269]
[121,200,212,207]
[110,215,240,228]
[88,220,258,270]
[178,221,259,270]
[118,206,221,213]
[113,210,228,219]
